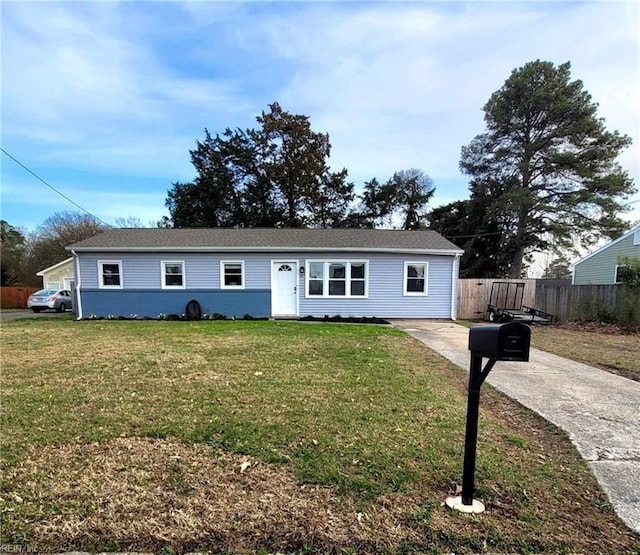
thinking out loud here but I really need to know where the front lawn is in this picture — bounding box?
[530,323,640,381]
[1,319,637,553]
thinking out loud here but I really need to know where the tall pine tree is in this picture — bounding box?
[460,60,635,277]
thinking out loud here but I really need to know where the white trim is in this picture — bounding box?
[98,260,123,289]
[572,225,640,268]
[305,259,369,298]
[615,264,630,284]
[270,259,299,317]
[36,257,74,277]
[220,260,245,289]
[403,261,429,296]
[451,254,460,320]
[161,260,186,289]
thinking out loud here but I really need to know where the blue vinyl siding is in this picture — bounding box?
[80,289,271,318]
[78,253,270,289]
[76,251,457,319]
[298,254,454,318]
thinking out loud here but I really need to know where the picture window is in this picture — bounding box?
[306,261,367,297]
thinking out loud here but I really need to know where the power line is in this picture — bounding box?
[444,231,503,239]
[1,147,111,227]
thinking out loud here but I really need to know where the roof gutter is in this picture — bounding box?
[68,246,465,256]
[71,250,83,320]
[451,253,461,320]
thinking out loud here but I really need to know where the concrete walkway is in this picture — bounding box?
[391,319,640,533]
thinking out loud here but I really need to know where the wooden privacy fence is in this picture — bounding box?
[534,283,621,322]
[458,279,623,322]
[457,279,537,319]
[0,286,40,309]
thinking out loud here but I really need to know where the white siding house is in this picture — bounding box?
[36,257,75,290]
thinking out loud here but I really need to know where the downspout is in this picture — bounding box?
[71,250,83,320]
[451,253,461,321]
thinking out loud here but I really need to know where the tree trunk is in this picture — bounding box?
[509,244,525,278]
[509,155,531,278]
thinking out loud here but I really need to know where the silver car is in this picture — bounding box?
[27,289,74,313]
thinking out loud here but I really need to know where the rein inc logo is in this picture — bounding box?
[0,547,37,553]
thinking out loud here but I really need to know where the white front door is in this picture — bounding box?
[272,261,298,316]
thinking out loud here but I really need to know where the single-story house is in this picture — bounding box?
[572,226,640,285]
[36,257,75,290]
[67,228,463,320]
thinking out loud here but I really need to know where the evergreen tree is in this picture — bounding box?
[165,103,353,228]
[429,198,515,278]
[0,221,27,285]
[460,60,635,277]
[388,169,435,230]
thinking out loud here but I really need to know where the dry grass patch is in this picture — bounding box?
[2,438,418,552]
[530,323,640,381]
[4,434,637,554]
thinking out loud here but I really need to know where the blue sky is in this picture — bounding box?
[1,0,639,234]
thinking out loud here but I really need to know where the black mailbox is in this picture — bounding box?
[447,321,532,514]
[468,322,531,362]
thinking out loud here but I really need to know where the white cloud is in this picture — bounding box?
[1,0,637,233]
[245,1,638,194]
[2,3,242,149]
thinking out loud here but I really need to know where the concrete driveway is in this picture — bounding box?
[0,309,72,321]
[391,319,640,533]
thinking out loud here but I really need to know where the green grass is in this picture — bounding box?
[1,319,638,553]
[1,320,466,491]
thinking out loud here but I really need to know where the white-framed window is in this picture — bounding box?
[634,230,640,246]
[98,260,123,289]
[221,260,245,289]
[161,261,185,289]
[615,265,630,284]
[305,260,367,297]
[403,261,428,296]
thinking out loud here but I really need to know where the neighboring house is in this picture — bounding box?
[572,226,640,285]
[67,228,463,320]
[36,257,75,290]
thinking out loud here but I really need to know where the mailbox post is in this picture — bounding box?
[446,322,531,514]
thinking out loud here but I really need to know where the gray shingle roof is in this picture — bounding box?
[68,228,462,254]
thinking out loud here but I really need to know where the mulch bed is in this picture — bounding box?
[298,315,390,325]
